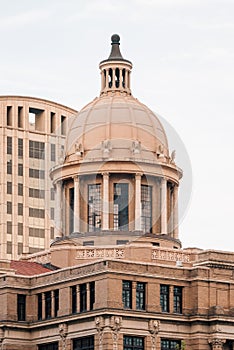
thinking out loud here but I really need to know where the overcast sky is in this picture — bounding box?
[1,0,233,251]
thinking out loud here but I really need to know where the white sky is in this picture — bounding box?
[1,0,233,251]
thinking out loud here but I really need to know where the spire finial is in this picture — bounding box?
[108,34,123,60]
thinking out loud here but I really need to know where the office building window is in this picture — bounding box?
[29,188,45,198]
[124,336,144,350]
[29,208,45,218]
[18,138,23,158]
[90,281,95,310]
[7,241,12,254]
[160,285,169,313]
[122,281,132,309]
[29,140,45,159]
[141,185,152,233]
[17,294,26,321]
[7,106,12,126]
[18,163,23,176]
[18,106,23,128]
[18,242,23,255]
[161,339,181,350]
[18,222,23,235]
[18,203,23,216]
[7,201,12,214]
[7,181,12,194]
[88,184,101,232]
[7,160,12,174]
[38,293,42,320]
[29,168,45,179]
[80,283,87,312]
[18,183,23,196]
[7,221,12,234]
[50,207,55,220]
[71,286,77,314]
[29,227,45,238]
[50,227,54,239]
[54,289,59,317]
[51,143,56,161]
[73,336,94,350]
[136,282,145,310]
[114,183,129,231]
[50,188,55,200]
[45,291,52,319]
[7,136,12,154]
[174,286,183,314]
[38,342,58,350]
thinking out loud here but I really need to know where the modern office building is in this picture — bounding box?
[0,96,77,259]
[0,35,233,350]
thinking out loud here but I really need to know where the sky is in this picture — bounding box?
[0,0,233,251]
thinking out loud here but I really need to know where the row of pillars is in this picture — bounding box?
[54,173,178,238]
[101,67,131,92]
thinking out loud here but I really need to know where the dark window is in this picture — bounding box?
[38,342,58,350]
[18,163,23,176]
[141,185,152,233]
[50,207,55,220]
[69,187,74,234]
[18,203,23,216]
[7,136,12,154]
[29,208,45,218]
[29,140,45,159]
[88,184,101,232]
[54,289,59,317]
[18,106,23,128]
[38,293,42,320]
[73,336,94,350]
[18,183,23,196]
[18,242,23,255]
[161,339,181,350]
[114,183,129,231]
[136,282,145,310]
[124,336,144,350]
[50,227,54,239]
[122,281,132,309]
[61,115,66,135]
[18,222,23,235]
[29,188,45,198]
[17,294,26,321]
[7,181,12,194]
[45,291,51,319]
[7,160,12,174]
[7,201,12,214]
[18,138,23,158]
[7,241,12,254]
[51,143,56,161]
[7,106,12,126]
[50,188,55,200]
[71,286,77,314]
[173,286,182,314]
[90,281,95,310]
[50,112,56,133]
[29,227,45,238]
[29,168,45,179]
[160,285,169,312]
[80,283,87,312]
[83,241,94,246]
[7,221,12,234]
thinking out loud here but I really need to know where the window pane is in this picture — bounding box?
[122,281,132,309]
[88,184,101,232]
[160,285,169,312]
[114,183,129,231]
[124,336,144,350]
[141,185,152,233]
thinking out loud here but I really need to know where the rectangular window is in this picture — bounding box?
[123,336,144,350]
[18,222,23,235]
[29,140,45,159]
[173,286,183,314]
[18,183,23,196]
[18,138,23,158]
[54,289,59,317]
[7,221,12,234]
[7,160,12,174]
[18,106,23,128]
[38,293,42,320]
[50,112,56,133]
[29,188,45,199]
[114,183,129,231]
[7,136,12,154]
[18,203,23,216]
[7,201,12,214]
[50,227,54,239]
[161,339,181,350]
[18,163,23,176]
[80,283,87,312]
[7,106,12,126]
[29,107,44,131]
[29,168,45,179]
[7,241,12,254]
[136,282,145,310]
[160,285,169,313]
[50,207,55,220]
[51,143,56,161]
[38,342,58,350]
[17,294,26,321]
[69,187,74,234]
[29,208,45,218]
[50,188,55,200]
[61,115,66,135]
[7,181,12,194]
[45,291,52,319]
[18,242,23,255]
[88,184,101,232]
[90,281,95,310]
[29,227,45,238]
[141,185,152,233]
[122,281,132,309]
[71,285,77,314]
[73,336,94,350]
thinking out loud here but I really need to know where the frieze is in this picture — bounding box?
[76,248,125,260]
[152,249,190,263]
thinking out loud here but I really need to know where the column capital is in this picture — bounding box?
[135,172,142,179]
[73,175,80,182]
[208,338,226,349]
[102,172,109,177]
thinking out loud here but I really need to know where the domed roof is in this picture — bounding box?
[65,93,169,163]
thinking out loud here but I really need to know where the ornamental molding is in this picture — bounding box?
[152,248,190,263]
[95,316,105,350]
[148,320,160,350]
[110,316,122,350]
[76,248,125,260]
[59,323,68,350]
[208,338,226,349]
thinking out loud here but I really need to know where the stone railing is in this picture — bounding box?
[22,251,51,264]
[76,248,125,260]
[152,248,190,263]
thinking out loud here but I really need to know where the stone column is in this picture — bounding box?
[73,175,80,232]
[173,185,179,239]
[51,290,55,318]
[87,283,90,311]
[106,69,109,89]
[76,285,80,313]
[42,293,46,320]
[135,173,142,230]
[55,181,62,237]
[208,338,226,349]
[161,178,167,234]
[119,69,123,89]
[112,68,115,89]
[102,172,109,230]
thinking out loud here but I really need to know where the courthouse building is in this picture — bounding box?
[0,35,233,350]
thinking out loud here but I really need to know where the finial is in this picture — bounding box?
[108,33,123,60]
[111,34,120,45]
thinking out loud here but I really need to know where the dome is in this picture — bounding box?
[65,93,169,163]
